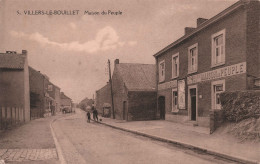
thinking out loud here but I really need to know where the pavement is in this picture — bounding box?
[96,115,260,164]
[0,113,68,164]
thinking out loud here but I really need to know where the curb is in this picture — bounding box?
[50,116,69,164]
[97,120,259,164]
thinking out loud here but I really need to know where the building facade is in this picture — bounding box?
[29,67,61,118]
[96,59,157,121]
[154,0,260,127]
[96,82,112,115]
[0,50,30,129]
[60,92,72,112]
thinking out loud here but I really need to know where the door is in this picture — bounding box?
[158,96,165,120]
[123,101,126,120]
[190,88,196,121]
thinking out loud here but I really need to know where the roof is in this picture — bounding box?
[0,53,26,69]
[60,92,72,100]
[153,0,246,57]
[116,63,156,91]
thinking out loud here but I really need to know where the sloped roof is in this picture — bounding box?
[116,63,156,91]
[60,92,71,100]
[0,53,26,69]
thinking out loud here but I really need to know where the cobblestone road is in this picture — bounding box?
[0,149,57,162]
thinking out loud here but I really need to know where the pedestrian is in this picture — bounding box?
[86,111,91,123]
[94,108,98,122]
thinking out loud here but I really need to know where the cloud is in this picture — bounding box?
[10,26,136,53]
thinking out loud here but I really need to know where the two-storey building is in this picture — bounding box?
[154,0,259,128]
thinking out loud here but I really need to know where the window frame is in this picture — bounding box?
[211,29,226,68]
[188,43,198,74]
[172,53,179,79]
[172,88,178,112]
[158,60,165,83]
[211,79,225,110]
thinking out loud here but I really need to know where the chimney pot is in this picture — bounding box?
[114,59,119,66]
[22,50,27,55]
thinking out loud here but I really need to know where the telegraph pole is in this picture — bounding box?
[108,59,115,119]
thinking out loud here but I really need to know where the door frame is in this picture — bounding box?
[188,85,198,121]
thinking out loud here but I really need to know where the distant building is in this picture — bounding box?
[153,0,260,127]
[96,59,157,121]
[60,92,72,111]
[29,67,61,118]
[96,82,111,115]
[0,50,30,129]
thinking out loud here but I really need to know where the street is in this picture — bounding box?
[52,109,234,164]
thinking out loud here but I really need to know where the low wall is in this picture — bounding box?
[0,106,25,130]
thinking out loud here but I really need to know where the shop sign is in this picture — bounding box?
[178,79,185,109]
[158,80,177,91]
[187,62,246,85]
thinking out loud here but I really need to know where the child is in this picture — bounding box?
[87,111,91,123]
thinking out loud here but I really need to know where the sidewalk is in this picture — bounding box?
[0,114,65,164]
[98,116,260,164]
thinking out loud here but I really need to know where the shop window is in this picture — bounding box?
[172,53,179,79]
[159,60,165,82]
[211,29,225,67]
[188,43,198,74]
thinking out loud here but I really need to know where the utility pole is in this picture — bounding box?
[108,59,115,119]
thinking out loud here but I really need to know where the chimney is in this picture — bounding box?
[22,50,27,55]
[184,27,196,35]
[114,59,119,66]
[6,51,17,54]
[197,18,208,27]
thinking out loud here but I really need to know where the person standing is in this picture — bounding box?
[86,111,91,123]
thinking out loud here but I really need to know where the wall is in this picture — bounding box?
[29,67,45,118]
[96,83,112,115]
[128,91,157,121]
[23,55,30,122]
[112,65,128,119]
[246,1,260,79]
[156,3,250,127]
[0,70,25,107]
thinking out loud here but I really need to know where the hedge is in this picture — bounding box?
[219,90,260,122]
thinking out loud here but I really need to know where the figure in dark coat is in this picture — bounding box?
[86,111,91,123]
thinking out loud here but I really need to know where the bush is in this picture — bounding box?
[220,91,260,122]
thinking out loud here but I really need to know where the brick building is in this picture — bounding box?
[154,0,259,127]
[0,50,30,129]
[96,59,157,121]
[60,92,72,112]
[96,82,112,115]
[29,67,61,118]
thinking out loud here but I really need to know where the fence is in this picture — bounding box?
[0,106,25,130]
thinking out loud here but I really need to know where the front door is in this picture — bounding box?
[190,88,196,121]
[158,96,165,120]
[123,101,126,120]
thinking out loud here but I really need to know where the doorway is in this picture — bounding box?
[188,86,197,121]
[123,101,127,120]
[158,96,165,120]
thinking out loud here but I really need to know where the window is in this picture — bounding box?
[211,80,225,110]
[172,89,178,112]
[159,60,165,82]
[212,29,225,67]
[188,43,198,74]
[172,53,179,78]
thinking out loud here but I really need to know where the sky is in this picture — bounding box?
[0,0,237,103]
